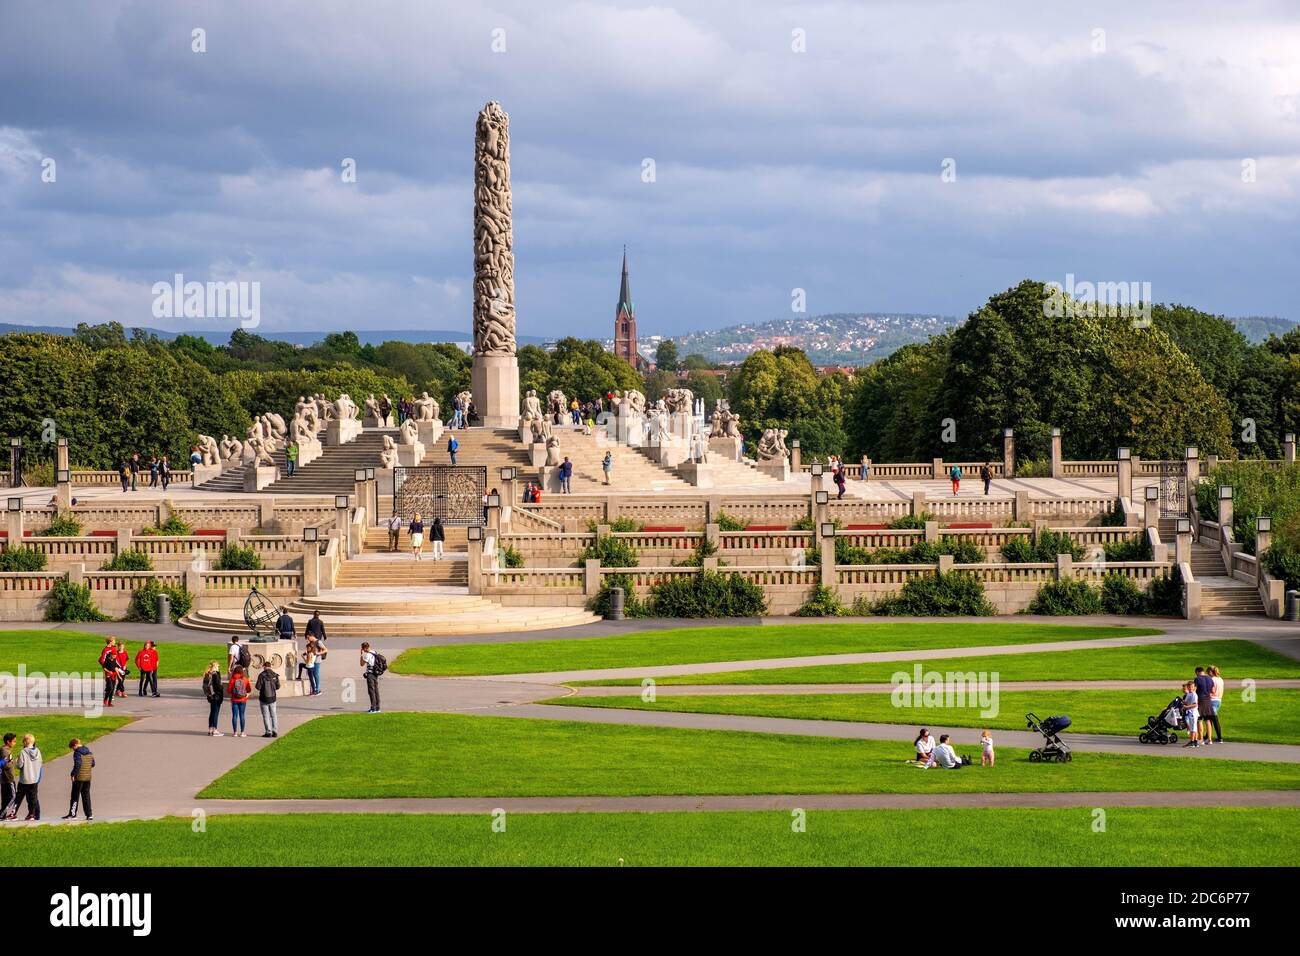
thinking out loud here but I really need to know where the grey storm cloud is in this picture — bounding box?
[0,0,1297,337]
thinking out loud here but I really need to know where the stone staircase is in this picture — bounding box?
[543,427,693,493]
[262,431,392,495]
[1190,542,1265,617]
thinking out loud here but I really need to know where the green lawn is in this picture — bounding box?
[2,808,1295,866]
[0,629,219,678]
[393,623,1162,676]
[570,639,1299,686]
[198,713,1300,799]
[547,689,1290,744]
[0,714,133,750]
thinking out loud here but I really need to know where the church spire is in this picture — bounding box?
[618,245,633,317]
[614,245,639,367]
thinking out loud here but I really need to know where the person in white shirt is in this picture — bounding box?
[386,513,403,552]
[933,735,964,770]
[913,729,935,766]
[980,729,995,767]
[227,636,243,674]
[360,642,381,714]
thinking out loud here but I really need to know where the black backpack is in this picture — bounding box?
[370,652,388,677]
[237,644,251,669]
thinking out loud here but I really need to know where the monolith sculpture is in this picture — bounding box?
[471,101,521,427]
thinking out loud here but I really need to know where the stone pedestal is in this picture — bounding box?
[677,462,715,488]
[296,439,323,469]
[244,638,310,697]
[396,442,426,466]
[192,463,222,487]
[670,411,694,441]
[518,421,536,445]
[416,420,443,446]
[757,459,790,481]
[529,442,547,467]
[244,465,278,492]
[363,414,394,429]
[650,440,688,468]
[472,353,520,428]
[326,417,362,446]
[538,465,560,493]
[709,436,742,461]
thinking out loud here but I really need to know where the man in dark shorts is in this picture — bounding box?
[1193,667,1217,746]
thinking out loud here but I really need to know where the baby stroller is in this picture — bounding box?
[1138,696,1182,745]
[1025,712,1072,762]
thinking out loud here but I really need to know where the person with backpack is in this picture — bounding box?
[980,462,992,496]
[0,733,18,818]
[559,456,573,494]
[159,455,171,490]
[430,516,445,561]
[360,642,386,713]
[602,451,613,485]
[255,661,281,738]
[833,463,847,500]
[949,464,962,496]
[276,607,296,643]
[447,433,459,466]
[99,638,122,708]
[118,459,130,493]
[10,734,41,820]
[62,738,94,821]
[202,661,225,737]
[135,640,159,697]
[228,635,249,675]
[227,665,252,737]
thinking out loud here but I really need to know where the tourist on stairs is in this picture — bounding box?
[430,515,445,560]
[409,513,425,560]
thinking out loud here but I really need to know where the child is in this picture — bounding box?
[980,729,995,766]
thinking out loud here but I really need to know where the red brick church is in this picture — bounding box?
[613,247,643,369]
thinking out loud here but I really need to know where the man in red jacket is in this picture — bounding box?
[134,640,159,698]
[114,641,129,698]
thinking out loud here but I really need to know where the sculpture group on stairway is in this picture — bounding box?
[379,435,399,469]
[757,427,790,462]
[547,389,567,425]
[195,434,221,466]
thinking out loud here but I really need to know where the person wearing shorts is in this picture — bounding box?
[1180,681,1201,747]
[409,513,424,560]
[1194,666,1218,746]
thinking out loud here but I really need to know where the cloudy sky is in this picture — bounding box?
[1,0,1297,339]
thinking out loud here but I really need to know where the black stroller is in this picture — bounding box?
[1025,712,1073,762]
[1138,696,1182,745]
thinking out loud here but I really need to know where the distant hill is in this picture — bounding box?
[1230,316,1297,343]
[671,312,962,366]
[0,323,548,347]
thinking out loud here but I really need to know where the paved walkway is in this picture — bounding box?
[567,679,1300,695]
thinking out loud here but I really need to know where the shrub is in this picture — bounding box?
[578,534,638,569]
[127,580,192,623]
[1146,567,1184,617]
[888,512,935,530]
[1264,545,1300,591]
[1197,461,1300,553]
[714,511,747,532]
[1099,500,1128,527]
[999,535,1037,563]
[795,584,846,617]
[586,517,641,533]
[100,549,153,571]
[791,514,842,532]
[1027,578,1103,615]
[39,513,83,537]
[44,578,109,622]
[1016,458,1052,478]
[914,537,985,564]
[1102,534,1152,563]
[647,570,768,618]
[1100,573,1147,615]
[1002,528,1085,563]
[214,544,262,571]
[141,514,193,536]
[674,536,721,568]
[499,545,525,569]
[0,547,48,572]
[21,460,55,487]
[872,571,995,616]
[589,572,647,618]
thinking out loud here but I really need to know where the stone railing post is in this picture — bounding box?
[1143,486,1159,529]
[706,496,723,525]
[705,522,720,549]
[1013,490,1030,523]
[6,499,24,544]
[467,527,484,595]
[812,489,828,531]
[302,537,320,597]
[1217,486,1233,530]
[115,528,131,561]
[924,520,939,544]
[791,439,801,472]
[258,497,276,533]
[185,566,203,597]
[68,563,85,588]
[938,554,954,575]
[1055,553,1072,580]
[932,458,944,479]
[1049,428,1062,479]
[911,490,927,518]
[1183,447,1199,520]
[1284,432,1296,465]
[819,522,836,590]
[1002,429,1015,478]
[584,558,601,596]
[1182,565,1202,621]
[487,502,501,539]
[1116,447,1132,502]
[1255,517,1272,585]
[1175,521,1192,567]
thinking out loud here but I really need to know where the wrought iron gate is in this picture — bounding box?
[1156,461,1186,519]
[392,466,486,525]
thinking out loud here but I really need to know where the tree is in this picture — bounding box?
[682,353,712,371]
[685,369,723,412]
[655,339,679,372]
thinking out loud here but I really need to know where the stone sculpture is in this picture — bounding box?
[624,389,646,415]
[196,434,220,466]
[663,388,694,416]
[364,394,381,422]
[335,393,358,421]
[399,418,420,446]
[521,389,542,422]
[545,435,562,466]
[379,435,399,469]
[547,390,567,424]
[756,427,790,462]
[221,436,243,463]
[473,101,516,356]
[413,392,439,422]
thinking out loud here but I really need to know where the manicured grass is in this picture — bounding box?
[198,713,1300,799]
[570,640,1300,686]
[2,808,1296,866]
[393,623,1162,676]
[547,689,1293,744]
[0,714,133,749]
[0,630,219,679]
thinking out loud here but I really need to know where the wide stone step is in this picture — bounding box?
[179,604,598,636]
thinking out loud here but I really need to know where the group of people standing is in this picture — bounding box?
[99,637,160,706]
[1,732,95,823]
[385,512,445,559]
[118,452,173,492]
[1179,665,1225,747]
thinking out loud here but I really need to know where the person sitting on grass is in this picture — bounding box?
[911,728,935,765]
[932,734,967,770]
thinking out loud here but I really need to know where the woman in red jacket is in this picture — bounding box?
[226,666,251,738]
[114,641,129,698]
[134,641,159,698]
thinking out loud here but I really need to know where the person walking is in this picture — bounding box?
[360,642,384,713]
[11,734,42,820]
[949,464,962,496]
[447,433,459,466]
[559,456,573,495]
[61,738,94,821]
[602,451,613,485]
[305,612,326,695]
[570,398,581,425]
[409,513,425,560]
[286,440,299,477]
[118,459,130,493]
[98,637,122,708]
[0,733,18,818]
[386,512,403,552]
[159,455,171,490]
[202,661,225,737]
[227,665,251,737]
[430,516,445,561]
[227,634,248,675]
[255,661,280,738]
[833,463,846,500]
[134,640,159,697]
[130,453,141,491]
[148,457,159,488]
[980,462,992,496]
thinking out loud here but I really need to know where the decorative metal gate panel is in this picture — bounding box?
[1156,461,1186,519]
[393,466,486,525]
